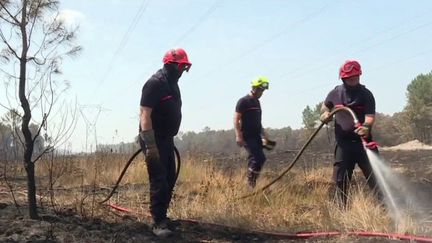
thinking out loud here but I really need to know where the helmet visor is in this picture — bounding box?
[259,82,269,89]
[178,63,191,72]
[341,62,361,73]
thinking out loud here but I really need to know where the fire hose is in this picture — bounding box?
[107,203,432,242]
[101,106,432,242]
[100,106,373,202]
[238,106,377,199]
[99,146,181,204]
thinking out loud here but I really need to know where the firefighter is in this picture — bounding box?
[234,77,275,188]
[139,48,191,237]
[320,60,380,206]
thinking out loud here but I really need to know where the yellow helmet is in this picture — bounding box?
[251,76,269,89]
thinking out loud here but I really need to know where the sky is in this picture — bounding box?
[1,0,432,152]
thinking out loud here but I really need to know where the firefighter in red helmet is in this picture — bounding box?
[139,48,191,237]
[320,60,381,207]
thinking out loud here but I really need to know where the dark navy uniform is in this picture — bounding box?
[324,84,380,205]
[235,95,266,187]
[139,66,181,224]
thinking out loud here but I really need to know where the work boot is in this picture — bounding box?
[165,217,180,230]
[248,178,256,188]
[152,219,173,238]
[334,182,348,209]
[247,173,258,188]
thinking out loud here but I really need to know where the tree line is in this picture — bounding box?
[93,71,432,156]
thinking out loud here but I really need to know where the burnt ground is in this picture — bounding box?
[1,150,431,242]
[0,203,404,243]
[0,205,307,243]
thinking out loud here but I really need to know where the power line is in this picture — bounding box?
[91,0,150,98]
[138,0,219,85]
[275,19,432,84]
[268,10,432,99]
[86,1,219,138]
[368,48,432,73]
[103,0,220,105]
[98,1,331,106]
[191,1,334,82]
[352,21,432,56]
[173,0,219,45]
[281,47,432,101]
[276,9,432,81]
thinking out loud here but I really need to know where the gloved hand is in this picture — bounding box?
[236,136,245,147]
[319,111,333,124]
[354,124,371,138]
[139,130,159,162]
[262,138,276,150]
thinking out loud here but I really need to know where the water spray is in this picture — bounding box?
[101,106,432,239]
[328,106,431,232]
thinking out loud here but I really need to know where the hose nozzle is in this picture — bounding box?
[363,140,378,150]
[330,106,378,150]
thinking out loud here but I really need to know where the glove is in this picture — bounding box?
[319,111,333,124]
[236,136,245,147]
[262,138,276,150]
[364,141,378,150]
[354,124,371,138]
[139,130,159,162]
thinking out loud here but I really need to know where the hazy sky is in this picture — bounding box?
[1,0,432,152]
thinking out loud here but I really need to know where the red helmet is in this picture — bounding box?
[162,48,192,72]
[339,60,362,79]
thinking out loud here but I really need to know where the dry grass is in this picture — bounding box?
[172,158,390,233]
[11,152,425,235]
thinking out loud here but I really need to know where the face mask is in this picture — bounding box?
[343,82,360,92]
[164,63,182,81]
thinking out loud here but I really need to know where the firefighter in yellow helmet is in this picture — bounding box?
[234,76,276,188]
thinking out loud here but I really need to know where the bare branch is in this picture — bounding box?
[64,46,82,58]
[32,12,59,58]
[0,103,22,118]
[27,64,49,106]
[31,145,53,164]
[32,65,55,144]
[3,78,20,115]
[0,14,18,26]
[2,161,22,211]
[27,0,43,50]
[28,56,46,65]
[1,48,12,63]
[0,67,18,79]
[0,1,20,24]
[0,29,20,59]
[48,99,78,148]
